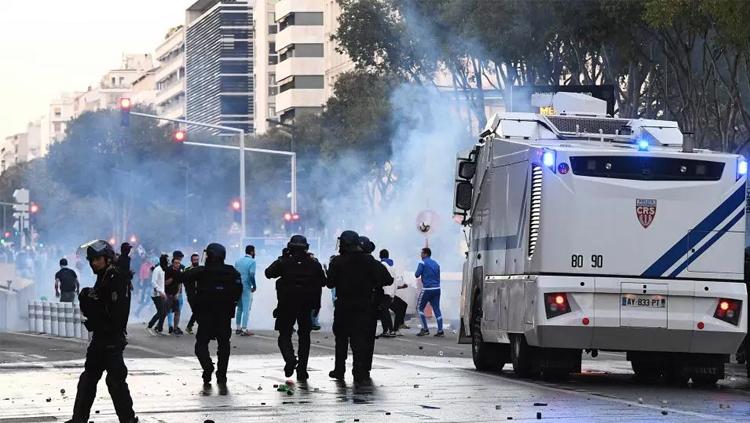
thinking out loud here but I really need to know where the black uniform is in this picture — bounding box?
[183,263,242,383]
[72,264,135,423]
[265,248,327,378]
[327,252,393,381]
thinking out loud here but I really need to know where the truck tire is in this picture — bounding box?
[631,360,660,383]
[511,334,536,378]
[471,300,507,371]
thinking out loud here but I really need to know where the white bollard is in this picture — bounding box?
[80,317,89,340]
[34,301,43,333]
[28,302,34,332]
[59,303,67,337]
[64,303,74,338]
[50,302,59,336]
[73,306,82,339]
[42,302,51,334]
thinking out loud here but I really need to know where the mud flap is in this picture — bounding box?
[534,347,582,374]
[627,352,727,380]
[458,319,471,344]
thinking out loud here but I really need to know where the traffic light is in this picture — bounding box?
[173,129,187,143]
[3,231,10,239]
[231,199,241,222]
[119,98,131,127]
[30,202,39,214]
[283,212,301,234]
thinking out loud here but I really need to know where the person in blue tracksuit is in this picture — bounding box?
[415,247,443,337]
[234,245,256,336]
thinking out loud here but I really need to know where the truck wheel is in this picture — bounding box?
[511,334,535,378]
[471,301,506,371]
[631,360,660,383]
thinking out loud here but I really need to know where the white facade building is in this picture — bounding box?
[74,54,153,117]
[47,92,79,148]
[155,26,186,120]
[253,0,280,134]
[274,0,326,124]
[323,0,354,99]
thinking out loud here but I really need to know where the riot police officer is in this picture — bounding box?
[183,243,242,392]
[327,231,393,384]
[265,235,327,380]
[67,240,137,423]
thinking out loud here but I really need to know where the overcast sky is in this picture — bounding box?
[0,0,195,138]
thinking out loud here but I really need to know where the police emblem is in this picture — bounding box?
[636,199,657,228]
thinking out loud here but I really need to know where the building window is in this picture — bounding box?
[221,97,249,115]
[279,12,324,30]
[220,75,250,92]
[220,61,250,74]
[279,44,324,62]
[111,77,116,86]
[279,76,324,93]
[269,56,278,65]
[295,44,324,57]
[53,122,61,132]
[269,24,277,34]
[53,107,61,118]
[294,76,324,89]
[221,12,250,26]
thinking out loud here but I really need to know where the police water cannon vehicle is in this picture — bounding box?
[453,92,747,383]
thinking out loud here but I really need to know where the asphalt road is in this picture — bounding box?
[1,324,749,422]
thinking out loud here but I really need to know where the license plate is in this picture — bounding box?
[621,294,666,309]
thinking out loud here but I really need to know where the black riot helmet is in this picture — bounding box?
[359,236,375,254]
[338,230,361,254]
[204,243,227,265]
[288,234,309,251]
[80,239,116,261]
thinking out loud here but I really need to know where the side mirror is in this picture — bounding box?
[458,161,476,180]
[455,181,473,211]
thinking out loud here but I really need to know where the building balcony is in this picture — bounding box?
[155,57,183,84]
[276,0,323,20]
[275,57,325,84]
[275,88,325,113]
[155,80,185,106]
[156,29,184,60]
[275,25,324,51]
[159,102,185,121]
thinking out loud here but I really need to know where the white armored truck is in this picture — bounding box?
[454,92,747,383]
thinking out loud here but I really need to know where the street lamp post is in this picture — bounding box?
[266,118,295,153]
[129,111,297,238]
[266,118,298,213]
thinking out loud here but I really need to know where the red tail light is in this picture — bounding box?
[545,292,571,318]
[713,298,741,326]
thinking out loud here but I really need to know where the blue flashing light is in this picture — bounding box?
[542,150,555,168]
[637,139,649,151]
[738,158,748,179]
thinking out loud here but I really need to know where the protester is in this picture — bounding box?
[55,258,79,303]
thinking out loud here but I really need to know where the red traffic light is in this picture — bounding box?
[231,200,241,211]
[283,212,292,221]
[30,203,39,213]
[119,97,131,110]
[173,130,187,143]
[291,213,300,221]
[3,232,10,238]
